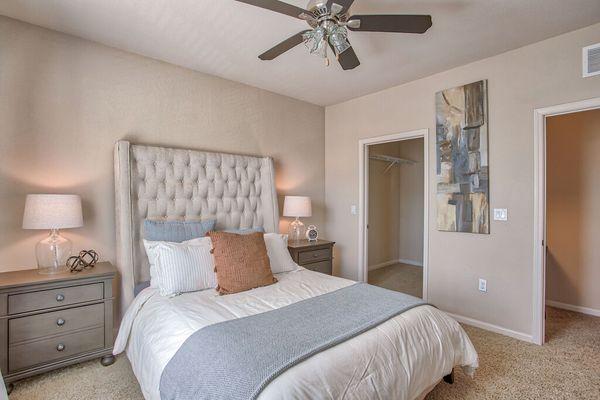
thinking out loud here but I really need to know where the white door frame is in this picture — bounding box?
[358,129,429,300]
[532,96,600,345]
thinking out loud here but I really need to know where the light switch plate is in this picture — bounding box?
[478,278,487,292]
[350,205,357,215]
[493,208,508,221]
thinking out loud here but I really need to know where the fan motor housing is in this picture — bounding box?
[307,1,335,18]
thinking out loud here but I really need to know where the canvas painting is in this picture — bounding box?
[435,80,489,233]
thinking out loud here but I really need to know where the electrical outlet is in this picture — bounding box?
[493,208,508,221]
[478,278,487,292]
[350,205,357,215]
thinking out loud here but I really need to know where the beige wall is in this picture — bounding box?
[0,17,325,275]
[546,109,600,311]
[368,139,424,268]
[325,23,600,337]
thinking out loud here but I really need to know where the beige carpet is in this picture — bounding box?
[427,307,600,399]
[369,262,423,298]
[9,307,600,399]
[9,354,142,400]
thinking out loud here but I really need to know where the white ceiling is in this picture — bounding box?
[1,0,600,105]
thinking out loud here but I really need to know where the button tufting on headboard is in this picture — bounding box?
[114,141,279,314]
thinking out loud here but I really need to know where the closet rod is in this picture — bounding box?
[369,154,416,173]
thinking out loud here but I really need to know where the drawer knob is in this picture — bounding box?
[56,294,65,302]
[56,343,65,352]
[313,253,318,257]
[56,318,66,326]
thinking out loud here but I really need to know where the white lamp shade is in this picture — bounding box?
[22,194,83,230]
[283,196,312,218]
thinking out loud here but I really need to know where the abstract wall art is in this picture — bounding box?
[435,80,489,234]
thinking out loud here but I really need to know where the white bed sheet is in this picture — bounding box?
[114,269,478,400]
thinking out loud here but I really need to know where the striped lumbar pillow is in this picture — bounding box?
[144,237,216,296]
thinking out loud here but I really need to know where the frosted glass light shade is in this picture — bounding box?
[283,196,312,218]
[23,194,83,229]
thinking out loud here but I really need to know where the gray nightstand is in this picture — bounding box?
[0,262,116,394]
[287,239,335,275]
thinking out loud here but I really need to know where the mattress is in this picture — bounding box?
[114,269,478,400]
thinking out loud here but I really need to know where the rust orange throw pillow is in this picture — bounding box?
[208,231,277,295]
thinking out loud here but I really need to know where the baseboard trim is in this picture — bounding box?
[397,258,423,267]
[444,311,533,343]
[368,260,398,271]
[546,300,600,317]
[369,258,424,271]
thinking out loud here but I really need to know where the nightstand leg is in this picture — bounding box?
[101,355,115,366]
[6,382,14,395]
[443,369,455,384]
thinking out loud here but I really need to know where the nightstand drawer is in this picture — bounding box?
[304,260,332,275]
[8,303,104,344]
[298,248,332,264]
[8,326,104,373]
[8,283,104,315]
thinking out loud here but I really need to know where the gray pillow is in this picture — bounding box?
[143,219,216,242]
[221,227,265,234]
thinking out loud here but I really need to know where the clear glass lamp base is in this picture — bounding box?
[288,218,305,243]
[36,229,71,275]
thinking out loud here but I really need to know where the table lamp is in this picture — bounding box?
[283,196,312,242]
[22,194,83,274]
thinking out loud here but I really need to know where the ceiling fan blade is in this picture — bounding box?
[234,0,311,19]
[329,3,344,17]
[299,12,317,24]
[259,30,311,60]
[327,0,355,14]
[347,15,432,33]
[330,43,360,70]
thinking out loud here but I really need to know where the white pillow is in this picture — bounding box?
[143,237,216,296]
[263,233,299,274]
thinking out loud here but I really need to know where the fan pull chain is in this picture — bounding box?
[325,57,330,67]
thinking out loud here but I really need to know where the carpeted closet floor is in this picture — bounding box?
[9,307,600,400]
[368,262,423,298]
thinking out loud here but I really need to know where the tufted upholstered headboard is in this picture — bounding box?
[114,140,279,312]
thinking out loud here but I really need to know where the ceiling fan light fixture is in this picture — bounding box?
[303,23,349,59]
[329,25,350,55]
[303,27,329,58]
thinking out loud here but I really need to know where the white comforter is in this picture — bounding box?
[114,269,478,400]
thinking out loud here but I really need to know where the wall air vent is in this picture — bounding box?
[583,43,600,78]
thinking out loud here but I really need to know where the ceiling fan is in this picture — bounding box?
[234,0,432,70]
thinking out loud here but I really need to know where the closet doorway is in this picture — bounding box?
[358,129,429,300]
[533,97,600,345]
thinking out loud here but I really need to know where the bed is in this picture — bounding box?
[112,140,478,400]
